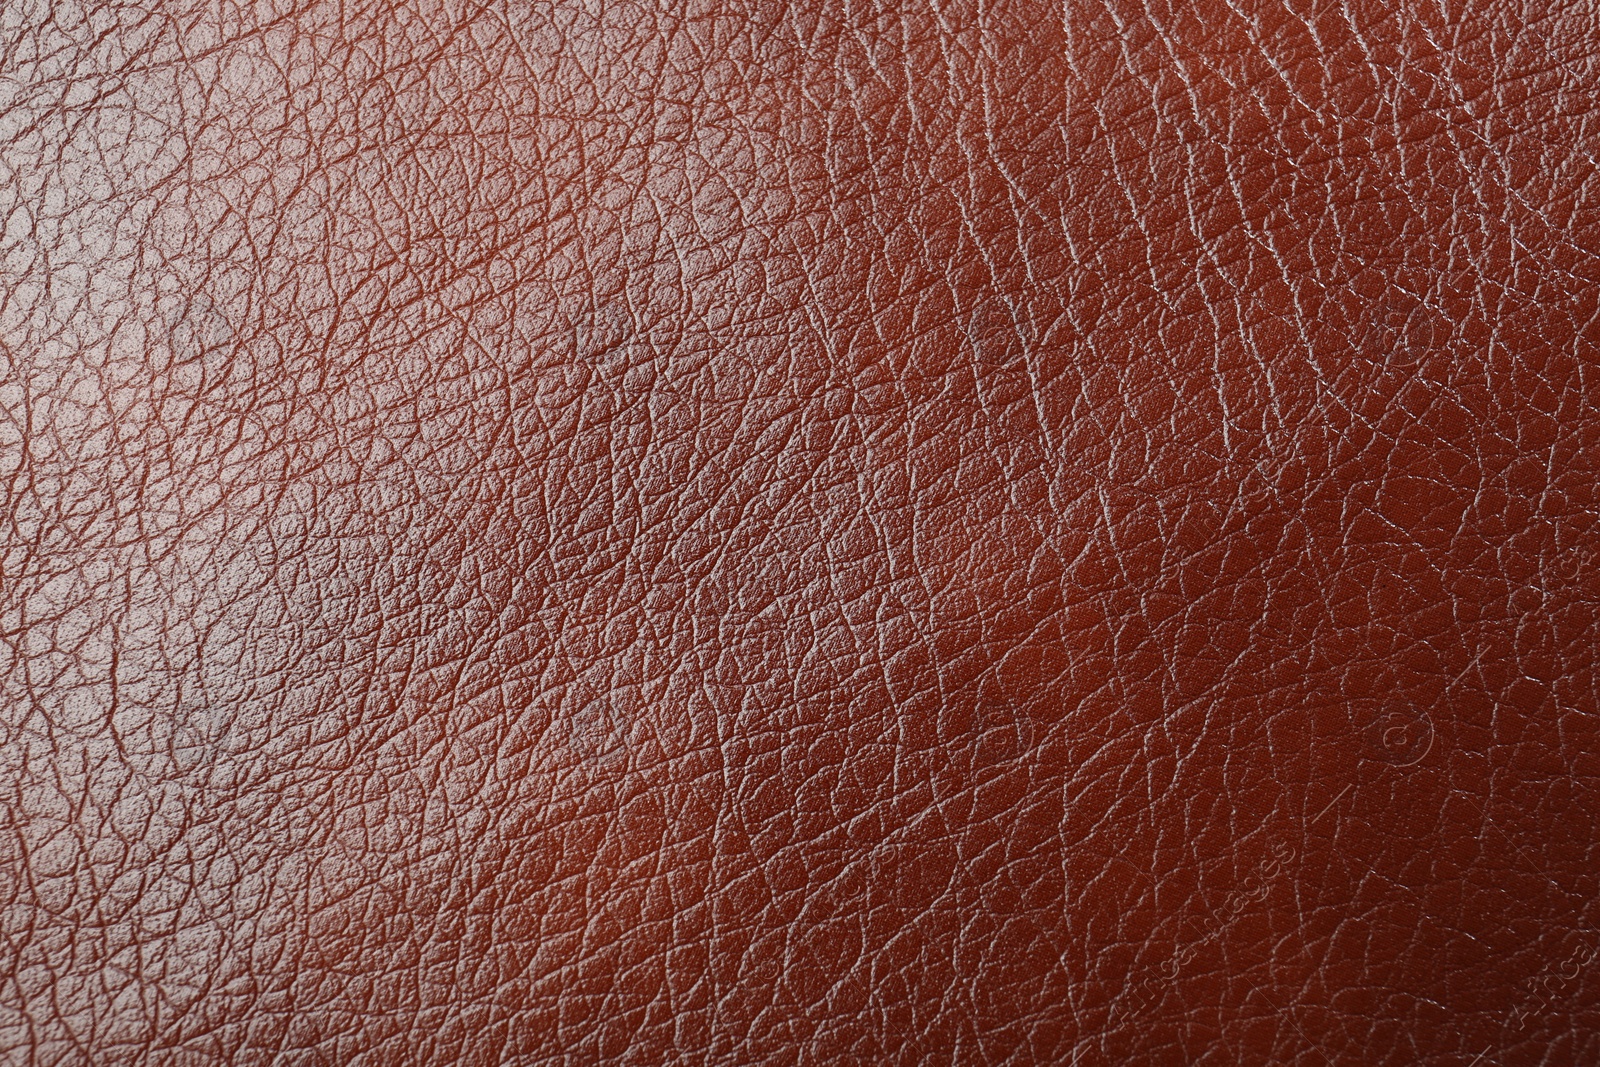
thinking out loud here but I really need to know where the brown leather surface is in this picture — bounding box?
[3,0,1598,1063]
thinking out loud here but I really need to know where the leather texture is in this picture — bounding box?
[2,0,1598,1063]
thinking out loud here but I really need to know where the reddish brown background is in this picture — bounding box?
[1,0,1597,1062]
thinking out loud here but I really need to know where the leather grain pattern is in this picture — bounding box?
[2,0,1598,1063]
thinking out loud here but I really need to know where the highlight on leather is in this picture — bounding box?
[1,0,1596,1063]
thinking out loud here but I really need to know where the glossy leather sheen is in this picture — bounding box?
[2,0,1597,1062]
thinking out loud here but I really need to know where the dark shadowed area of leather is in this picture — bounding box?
[2,0,1598,1063]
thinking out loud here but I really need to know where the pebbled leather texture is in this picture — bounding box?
[2,0,1598,1062]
